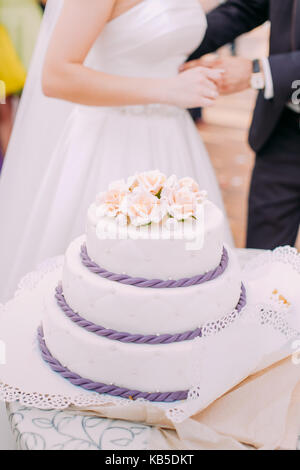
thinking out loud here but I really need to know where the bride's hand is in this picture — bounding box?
[166,67,223,108]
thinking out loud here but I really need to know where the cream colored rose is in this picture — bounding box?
[128,170,166,195]
[164,174,180,192]
[124,189,167,226]
[164,186,198,221]
[96,181,128,218]
[179,177,199,193]
[179,177,208,203]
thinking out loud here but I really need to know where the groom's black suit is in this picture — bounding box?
[190,0,300,249]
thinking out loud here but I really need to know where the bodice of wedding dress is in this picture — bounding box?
[85,0,207,79]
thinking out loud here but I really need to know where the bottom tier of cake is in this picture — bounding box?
[42,282,246,398]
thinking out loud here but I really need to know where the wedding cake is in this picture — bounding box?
[39,171,246,402]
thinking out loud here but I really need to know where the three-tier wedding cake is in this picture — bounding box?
[39,171,246,402]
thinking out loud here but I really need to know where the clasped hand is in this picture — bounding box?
[179,55,253,99]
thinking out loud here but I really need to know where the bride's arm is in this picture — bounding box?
[42,0,221,109]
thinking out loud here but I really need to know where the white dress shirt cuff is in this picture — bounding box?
[261,58,274,100]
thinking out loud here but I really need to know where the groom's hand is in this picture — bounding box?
[212,57,252,95]
[181,56,253,95]
[180,55,220,75]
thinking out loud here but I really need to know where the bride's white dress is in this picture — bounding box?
[0,0,233,301]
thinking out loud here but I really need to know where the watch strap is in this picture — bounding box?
[252,59,261,74]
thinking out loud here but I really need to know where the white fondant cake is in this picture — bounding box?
[41,171,245,400]
[86,200,224,279]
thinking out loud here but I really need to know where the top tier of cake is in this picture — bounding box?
[85,171,225,279]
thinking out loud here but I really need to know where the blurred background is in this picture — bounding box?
[200,0,271,248]
[0,0,271,248]
[0,0,46,164]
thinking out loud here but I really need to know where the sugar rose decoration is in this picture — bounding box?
[96,171,207,227]
[95,180,128,224]
[124,189,166,227]
[128,170,166,195]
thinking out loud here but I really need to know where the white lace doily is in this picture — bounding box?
[0,247,300,425]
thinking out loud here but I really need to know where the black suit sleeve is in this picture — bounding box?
[189,0,269,59]
[269,51,300,102]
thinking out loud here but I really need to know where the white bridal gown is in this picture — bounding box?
[0,0,233,302]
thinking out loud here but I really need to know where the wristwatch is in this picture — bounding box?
[251,59,265,90]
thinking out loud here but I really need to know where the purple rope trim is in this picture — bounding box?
[80,244,229,288]
[55,285,202,344]
[37,326,188,403]
[55,283,247,345]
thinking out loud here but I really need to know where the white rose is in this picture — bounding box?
[178,177,208,203]
[165,187,198,221]
[125,189,167,226]
[128,170,166,196]
[96,184,128,219]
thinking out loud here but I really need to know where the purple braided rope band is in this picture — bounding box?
[80,244,229,288]
[55,285,202,344]
[55,283,247,345]
[37,326,188,403]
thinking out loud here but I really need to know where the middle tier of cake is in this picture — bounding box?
[62,236,242,336]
